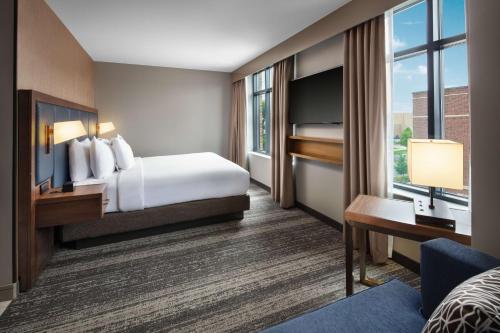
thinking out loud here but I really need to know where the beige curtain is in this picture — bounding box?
[343,15,388,264]
[271,57,294,208]
[229,79,247,168]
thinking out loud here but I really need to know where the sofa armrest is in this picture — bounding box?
[420,238,500,318]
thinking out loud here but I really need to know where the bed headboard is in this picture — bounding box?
[36,101,98,187]
[17,90,98,290]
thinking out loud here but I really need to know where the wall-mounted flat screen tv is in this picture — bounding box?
[289,66,343,124]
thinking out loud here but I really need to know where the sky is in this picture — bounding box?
[392,0,468,114]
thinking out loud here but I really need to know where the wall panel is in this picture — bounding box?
[17,0,94,107]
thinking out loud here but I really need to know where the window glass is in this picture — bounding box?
[252,68,272,154]
[392,54,428,185]
[393,1,427,52]
[441,0,466,38]
[389,0,469,203]
[255,71,266,92]
[442,44,469,198]
[256,94,268,153]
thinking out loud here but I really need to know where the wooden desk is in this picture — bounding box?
[344,195,471,296]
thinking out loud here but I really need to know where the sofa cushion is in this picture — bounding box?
[420,238,500,318]
[260,280,426,333]
[422,266,500,333]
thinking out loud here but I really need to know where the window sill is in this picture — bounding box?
[248,151,271,159]
[392,187,468,211]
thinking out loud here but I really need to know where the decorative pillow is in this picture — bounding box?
[110,134,135,170]
[68,138,92,182]
[422,266,500,333]
[90,137,116,179]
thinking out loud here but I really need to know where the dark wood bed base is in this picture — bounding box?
[17,90,250,291]
[60,194,250,243]
[68,212,245,250]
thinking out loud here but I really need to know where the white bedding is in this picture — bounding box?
[75,171,119,212]
[76,152,249,213]
[118,157,144,211]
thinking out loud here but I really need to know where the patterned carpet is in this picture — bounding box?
[0,184,419,332]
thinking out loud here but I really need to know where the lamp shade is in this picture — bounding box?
[97,122,115,135]
[408,139,464,190]
[53,121,87,144]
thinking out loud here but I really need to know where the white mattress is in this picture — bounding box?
[76,152,249,213]
[143,152,249,208]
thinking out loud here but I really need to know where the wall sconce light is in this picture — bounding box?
[97,122,115,136]
[45,120,87,154]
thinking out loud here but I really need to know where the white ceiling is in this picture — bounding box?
[46,0,350,72]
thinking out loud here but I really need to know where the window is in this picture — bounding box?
[389,0,469,203]
[252,68,272,155]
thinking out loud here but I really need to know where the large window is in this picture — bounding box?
[252,68,272,155]
[389,0,469,203]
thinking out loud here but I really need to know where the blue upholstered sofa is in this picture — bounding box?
[261,238,500,333]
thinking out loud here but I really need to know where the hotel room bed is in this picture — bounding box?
[61,152,250,243]
[76,152,250,213]
[17,90,250,290]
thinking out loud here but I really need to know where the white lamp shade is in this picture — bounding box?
[53,121,87,144]
[98,122,115,135]
[408,139,464,190]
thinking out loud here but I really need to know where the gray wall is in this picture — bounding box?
[95,62,232,158]
[294,35,344,223]
[468,0,500,258]
[246,33,426,261]
[245,35,345,222]
[0,0,15,297]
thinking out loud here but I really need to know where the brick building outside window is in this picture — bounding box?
[393,86,470,197]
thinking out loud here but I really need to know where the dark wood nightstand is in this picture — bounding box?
[36,184,108,228]
[31,184,107,284]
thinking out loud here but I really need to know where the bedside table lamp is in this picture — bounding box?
[407,139,464,229]
[97,122,115,136]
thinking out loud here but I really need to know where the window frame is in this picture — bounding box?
[252,67,272,155]
[391,0,468,206]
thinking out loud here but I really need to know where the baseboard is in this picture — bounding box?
[0,282,17,301]
[250,182,343,233]
[250,178,270,193]
[295,201,343,232]
[294,201,419,274]
[392,250,420,274]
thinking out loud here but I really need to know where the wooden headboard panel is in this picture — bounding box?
[17,90,98,290]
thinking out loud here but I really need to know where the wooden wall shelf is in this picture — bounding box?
[288,136,343,165]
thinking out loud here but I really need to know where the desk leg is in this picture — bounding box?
[359,229,367,281]
[345,221,353,296]
[359,229,383,287]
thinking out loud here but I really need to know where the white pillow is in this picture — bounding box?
[111,134,135,170]
[90,137,116,179]
[68,138,92,182]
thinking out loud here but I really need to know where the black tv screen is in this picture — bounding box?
[289,67,343,124]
